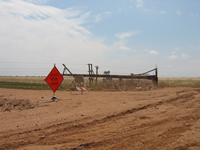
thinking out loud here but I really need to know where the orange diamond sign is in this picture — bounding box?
[45,65,64,92]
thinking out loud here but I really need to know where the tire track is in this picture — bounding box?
[0,90,199,149]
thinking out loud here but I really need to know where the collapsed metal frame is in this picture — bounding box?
[62,64,158,85]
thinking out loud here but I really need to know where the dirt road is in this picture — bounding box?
[0,87,200,150]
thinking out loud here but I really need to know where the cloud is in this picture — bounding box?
[190,13,199,17]
[94,11,111,23]
[0,0,83,21]
[168,55,178,60]
[23,0,49,4]
[174,47,180,50]
[160,11,166,14]
[129,5,134,9]
[136,0,143,8]
[145,50,159,55]
[189,60,200,63]
[149,50,159,55]
[119,45,131,51]
[0,0,198,77]
[109,41,134,52]
[115,31,141,39]
[176,10,181,15]
[181,53,190,59]
[118,6,127,12]
[0,0,110,69]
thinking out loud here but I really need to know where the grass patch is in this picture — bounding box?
[0,81,50,90]
[0,81,73,91]
[159,78,200,88]
[85,79,156,91]
[1,77,200,91]
[0,76,73,91]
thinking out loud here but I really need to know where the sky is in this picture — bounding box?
[0,0,200,77]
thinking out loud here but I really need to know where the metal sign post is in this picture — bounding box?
[39,64,71,102]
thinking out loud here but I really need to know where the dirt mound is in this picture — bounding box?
[0,95,36,112]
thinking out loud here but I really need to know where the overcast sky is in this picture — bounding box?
[0,0,200,77]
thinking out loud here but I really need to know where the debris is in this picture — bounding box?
[0,98,36,112]
[185,123,189,126]
[40,135,46,139]
[140,116,150,119]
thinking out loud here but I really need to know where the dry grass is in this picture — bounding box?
[87,79,156,91]
[0,76,46,83]
[159,78,200,88]
[0,76,199,91]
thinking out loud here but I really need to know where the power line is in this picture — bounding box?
[0,61,199,77]
[0,61,86,66]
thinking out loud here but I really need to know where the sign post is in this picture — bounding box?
[44,64,64,102]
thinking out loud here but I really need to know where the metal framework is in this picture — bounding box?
[62,64,158,85]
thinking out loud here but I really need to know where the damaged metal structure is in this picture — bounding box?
[62,64,158,85]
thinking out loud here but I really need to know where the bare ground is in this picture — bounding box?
[0,87,200,150]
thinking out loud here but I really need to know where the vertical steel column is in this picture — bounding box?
[95,66,99,85]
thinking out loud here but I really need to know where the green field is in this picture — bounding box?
[0,77,72,90]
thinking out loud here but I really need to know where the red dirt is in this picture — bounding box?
[0,87,200,150]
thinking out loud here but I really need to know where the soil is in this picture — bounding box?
[0,87,200,150]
